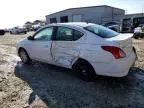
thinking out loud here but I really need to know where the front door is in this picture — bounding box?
[28,27,54,63]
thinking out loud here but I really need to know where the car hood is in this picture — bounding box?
[19,38,27,42]
[17,38,28,45]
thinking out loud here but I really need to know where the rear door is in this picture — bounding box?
[52,26,84,68]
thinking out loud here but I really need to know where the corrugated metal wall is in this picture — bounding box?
[45,6,125,25]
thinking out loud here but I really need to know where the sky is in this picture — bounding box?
[0,0,144,28]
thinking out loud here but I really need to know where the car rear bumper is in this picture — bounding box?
[91,49,136,77]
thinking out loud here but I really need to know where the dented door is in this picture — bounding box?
[51,26,80,68]
[52,41,80,68]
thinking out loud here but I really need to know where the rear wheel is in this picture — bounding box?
[73,60,96,81]
[134,33,140,39]
[24,31,27,34]
[19,49,30,64]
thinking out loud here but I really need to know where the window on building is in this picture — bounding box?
[50,18,57,23]
[60,16,68,23]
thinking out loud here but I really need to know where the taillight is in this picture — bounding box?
[101,46,126,59]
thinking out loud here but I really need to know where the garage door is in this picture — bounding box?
[72,15,82,22]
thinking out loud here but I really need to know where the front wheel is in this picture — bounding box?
[19,49,30,64]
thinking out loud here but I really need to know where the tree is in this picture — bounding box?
[33,20,42,25]
[24,21,33,30]
[25,21,32,25]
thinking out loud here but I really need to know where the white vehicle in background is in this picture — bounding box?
[16,22,136,80]
[134,27,142,33]
[10,27,27,34]
[133,26,144,39]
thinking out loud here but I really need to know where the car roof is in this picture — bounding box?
[46,22,96,28]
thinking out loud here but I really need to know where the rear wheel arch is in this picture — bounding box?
[72,58,97,81]
[72,58,94,70]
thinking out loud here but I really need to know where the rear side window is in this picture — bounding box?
[57,27,73,41]
[56,26,83,41]
[84,25,119,38]
[73,30,83,41]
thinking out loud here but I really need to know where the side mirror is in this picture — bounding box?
[27,36,34,40]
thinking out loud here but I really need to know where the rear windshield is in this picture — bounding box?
[84,25,119,38]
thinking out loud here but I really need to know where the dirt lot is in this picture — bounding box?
[0,33,144,108]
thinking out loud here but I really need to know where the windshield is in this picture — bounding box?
[84,25,119,38]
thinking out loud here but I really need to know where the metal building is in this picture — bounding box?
[45,5,125,25]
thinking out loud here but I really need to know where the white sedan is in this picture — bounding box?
[17,22,136,80]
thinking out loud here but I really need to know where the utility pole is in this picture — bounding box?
[142,5,144,16]
[112,7,114,21]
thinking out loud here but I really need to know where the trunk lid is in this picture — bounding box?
[107,33,133,56]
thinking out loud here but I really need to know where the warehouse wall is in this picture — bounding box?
[45,6,125,25]
[46,6,105,24]
[73,6,105,24]
[101,6,125,24]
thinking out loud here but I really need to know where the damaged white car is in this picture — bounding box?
[17,22,136,80]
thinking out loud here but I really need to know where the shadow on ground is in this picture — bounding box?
[14,61,144,108]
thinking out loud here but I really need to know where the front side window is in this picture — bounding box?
[84,25,119,38]
[34,27,53,40]
[56,27,84,41]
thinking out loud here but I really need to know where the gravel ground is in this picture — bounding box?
[0,33,144,108]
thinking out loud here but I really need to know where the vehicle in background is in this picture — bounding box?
[139,24,144,31]
[122,17,144,33]
[32,24,42,31]
[0,29,5,35]
[134,27,142,33]
[133,25,144,39]
[102,21,121,32]
[17,22,136,80]
[4,29,10,33]
[9,27,27,34]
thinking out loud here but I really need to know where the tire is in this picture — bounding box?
[19,49,30,64]
[73,60,96,81]
[134,34,139,39]
[134,36,139,39]
[140,34,143,38]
